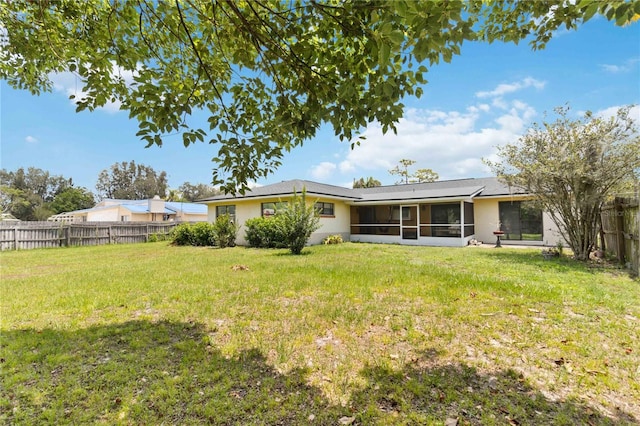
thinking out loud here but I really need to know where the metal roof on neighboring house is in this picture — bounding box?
[165,202,207,214]
[121,204,175,214]
[199,177,528,204]
[54,199,207,216]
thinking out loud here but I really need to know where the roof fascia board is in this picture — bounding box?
[349,196,476,205]
[200,192,360,204]
[475,193,533,199]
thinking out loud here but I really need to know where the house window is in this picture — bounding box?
[216,205,236,222]
[121,215,130,222]
[350,205,401,236]
[430,204,461,237]
[390,206,411,221]
[314,202,334,216]
[499,201,542,241]
[261,202,287,217]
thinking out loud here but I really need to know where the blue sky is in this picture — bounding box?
[1,17,639,194]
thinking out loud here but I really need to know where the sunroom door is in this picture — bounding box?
[401,205,418,239]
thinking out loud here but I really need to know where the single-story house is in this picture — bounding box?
[0,213,21,222]
[48,196,208,223]
[200,177,563,247]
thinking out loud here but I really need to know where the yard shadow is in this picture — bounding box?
[350,349,637,424]
[1,320,345,424]
[2,322,635,425]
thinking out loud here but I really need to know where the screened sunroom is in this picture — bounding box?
[348,185,482,246]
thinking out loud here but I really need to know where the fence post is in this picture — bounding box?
[615,199,625,265]
[65,225,70,247]
[13,227,18,250]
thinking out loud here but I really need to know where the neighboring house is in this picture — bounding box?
[200,177,563,247]
[0,213,20,222]
[48,196,208,223]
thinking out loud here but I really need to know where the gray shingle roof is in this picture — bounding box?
[354,185,485,202]
[199,179,361,202]
[199,177,527,203]
[355,177,526,199]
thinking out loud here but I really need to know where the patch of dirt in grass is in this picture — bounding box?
[131,305,162,322]
[3,264,62,279]
[275,295,316,308]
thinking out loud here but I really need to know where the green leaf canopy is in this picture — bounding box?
[1,0,636,192]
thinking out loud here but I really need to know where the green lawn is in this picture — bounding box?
[1,243,638,425]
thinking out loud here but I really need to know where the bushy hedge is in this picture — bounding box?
[245,190,320,254]
[244,216,287,249]
[278,190,320,254]
[323,234,343,245]
[212,214,238,248]
[171,216,238,247]
[170,222,216,246]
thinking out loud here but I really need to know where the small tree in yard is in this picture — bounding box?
[212,214,238,248]
[279,189,320,255]
[487,105,640,261]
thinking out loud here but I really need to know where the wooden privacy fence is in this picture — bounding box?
[601,196,639,276]
[0,222,178,251]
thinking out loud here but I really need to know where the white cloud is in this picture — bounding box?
[601,64,624,73]
[25,135,38,143]
[495,103,536,133]
[310,162,337,180]
[595,104,640,121]
[475,77,546,99]
[339,160,355,174]
[319,79,556,183]
[345,101,535,179]
[334,92,634,184]
[340,97,541,181]
[600,57,639,74]
[48,61,139,114]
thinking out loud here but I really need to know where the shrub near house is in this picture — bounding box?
[244,216,288,249]
[244,190,320,254]
[212,214,239,248]
[170,215,238,247]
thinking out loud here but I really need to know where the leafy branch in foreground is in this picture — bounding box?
[1,1,637,192]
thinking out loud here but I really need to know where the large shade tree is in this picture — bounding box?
[353,177,382,189]
[389,159,439,184]
[486,105,640,261]
[1,1,638,192]
[96,161,168,200]
[178,182,220,201]
[49,187,95,214]
[0,167,75,220]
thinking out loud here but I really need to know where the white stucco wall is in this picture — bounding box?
[86,207,121,221]
[207,197,351,246]
[473,197,562,247]
[309,199,351,244]
[179,213,208,222]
